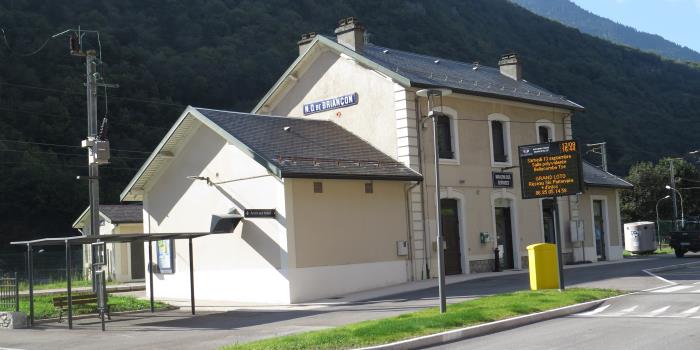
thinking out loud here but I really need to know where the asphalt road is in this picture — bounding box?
[1,255,697,350]
[424,255,700,350]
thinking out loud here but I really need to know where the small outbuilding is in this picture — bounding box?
[72,205,145,282]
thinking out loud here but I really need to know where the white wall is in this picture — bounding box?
[143,122,291,303]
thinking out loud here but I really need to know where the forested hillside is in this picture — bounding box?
[1,0,700,246]
[510,0,700,63]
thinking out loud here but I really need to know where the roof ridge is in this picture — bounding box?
[194,107,335,124]
[365,42,494,71]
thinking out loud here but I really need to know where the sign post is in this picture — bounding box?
[518,140,584,291]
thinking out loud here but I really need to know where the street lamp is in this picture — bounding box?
[655,195,671,247]
[417,87,452,314]
[665,185,685,227]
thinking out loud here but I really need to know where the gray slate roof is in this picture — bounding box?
[360,43,584,111]
[99,205,143,223]
[583,162,632,189]
[196,108,423,181]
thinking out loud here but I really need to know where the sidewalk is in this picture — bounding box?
[1,255,684,350]
[158,256,661,312]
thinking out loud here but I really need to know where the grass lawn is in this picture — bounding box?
[19,279,119,292]
[222,288,621,350]
[624,246,674,257]
[1,293,168,319]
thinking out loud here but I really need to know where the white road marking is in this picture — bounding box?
[680,306,700,316]
[653,285,694,293]
[620,305,638,313]
[578,304,610,316]
[645,306,671,317]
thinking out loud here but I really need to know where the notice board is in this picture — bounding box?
[518,140,584,199]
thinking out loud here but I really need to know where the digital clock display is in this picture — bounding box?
[518,140,584,199]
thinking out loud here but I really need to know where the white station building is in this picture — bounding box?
[120,18,632,304]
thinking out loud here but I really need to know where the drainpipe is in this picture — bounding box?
[414,95,431,279]
[404,181,421,282]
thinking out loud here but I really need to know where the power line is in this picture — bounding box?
[0,148,147,160]
[0,81,186,107]
[0,106,170,131]
[0,161,139,170]
[0,138,152,154]
[0,28,53,57]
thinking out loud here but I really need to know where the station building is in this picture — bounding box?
[120,18,632,303]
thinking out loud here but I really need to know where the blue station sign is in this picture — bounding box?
[303,93,359,115]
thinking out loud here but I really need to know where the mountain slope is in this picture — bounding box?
[1,0,700,245]
[510,0,700,63]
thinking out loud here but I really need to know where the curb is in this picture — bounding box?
[643,260,700,273]
[354,298,606,350]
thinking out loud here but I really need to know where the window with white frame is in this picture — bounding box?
[535,120,556,143]
[488,114,511,165]
[435,106,460,163]
[437,113,454,160]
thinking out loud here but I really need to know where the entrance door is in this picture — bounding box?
[593,200,607,260]
[130,242,145,280]
[495,207,515,269]
[441,199,462,275]
[541,199,555,244]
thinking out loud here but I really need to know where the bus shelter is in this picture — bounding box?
[11,225,240,330]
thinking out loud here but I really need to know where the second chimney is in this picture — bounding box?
[298,32,317,56]
[498,53,522,81]
[334,17,365,52]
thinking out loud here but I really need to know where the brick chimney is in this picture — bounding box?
[498,53,522,80]
[297,32,317,56]
[334,17,365,52]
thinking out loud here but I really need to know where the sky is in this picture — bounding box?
[571,0,700,53]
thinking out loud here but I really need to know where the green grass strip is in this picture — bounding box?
[0,293,168,319]
[222,288,621,350]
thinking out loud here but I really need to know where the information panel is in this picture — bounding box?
[518,140,584,199]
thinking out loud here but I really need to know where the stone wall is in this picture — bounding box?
[0,312,27,330]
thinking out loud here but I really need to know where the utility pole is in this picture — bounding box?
[586,142,607,172]
[670,161,678,220]
[417,87,452,314]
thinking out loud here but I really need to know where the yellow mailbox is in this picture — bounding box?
[527,243,559,290]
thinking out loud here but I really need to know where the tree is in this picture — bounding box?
[621,158,700,223]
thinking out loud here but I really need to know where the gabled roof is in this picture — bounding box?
[253,35,583,113]
[121,106,422,201]
[583,162,633,189]
[72,204,143,229]
[360,43,584,111]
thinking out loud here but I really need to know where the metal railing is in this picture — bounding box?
[0,272,19,312]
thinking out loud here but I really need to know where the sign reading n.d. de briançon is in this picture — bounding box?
[303,93,359,115]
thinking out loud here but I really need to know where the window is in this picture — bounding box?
[538,126,550,143]
[491,120,507,162]
[313,182,323,193]
[437,114,454,159]
[488,114,511,166]
[365,182,373,194]
[536,120,556,143]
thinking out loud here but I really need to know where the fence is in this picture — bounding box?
[0,272,19,312]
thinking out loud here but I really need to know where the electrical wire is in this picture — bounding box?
[0,138,152,154]
[0,148,147,160]
[0,106,170,131]
[0,28,53,57]
[0,81,186,107]
[0,161,139,170]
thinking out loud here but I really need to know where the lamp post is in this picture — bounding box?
[655,195,671,247]
[665,185,684,227]
[417,87,452,314]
